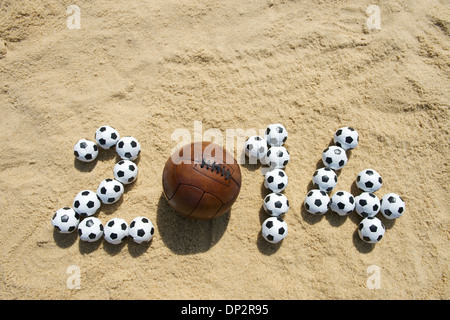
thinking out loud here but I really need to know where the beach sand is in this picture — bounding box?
[0,0,448,299]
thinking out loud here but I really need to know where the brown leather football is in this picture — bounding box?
[162,141,241,220]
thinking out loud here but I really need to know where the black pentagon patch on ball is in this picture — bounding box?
[369,225,378,232]
[388,196,396,203]
[326,157,333,164]
[68,226,76,232]
[121,223,127,230]
[267,234,274,241]
[111,133,117,140]
[365,181,374,188]
[345,137,353,144]
[322,176,329,183]
[274,201,283,209]
[266,221,273,229]
[277,183,285,189]
[101,187,107,194]
[366,170,374,175]
[314,199,322,207]
[363,236,371,242]
[86,201,95,209]
[117,170,125,177]
[131,141,137,148]
[124,152,132,159]
[108,197,115,203]
[137,229,145,237]
[267,176,274,183]
[336,129,342,136]
[118,141,124,148]
[88,233,97,239]
[79,142,87,149]
[74,200,80,208]
[74,151,79,157]
[85,154,92,160]
[110,233,118,240]
[359,199,367,206]
[278,227,285,235]
[142,218,149,223]
[338,160,345,166]
[113,185,121,193]
[99,138,106,145]
[384,209,392,216]
[337,202,345,210]
[276,151,283,157]
[61,214,69,223]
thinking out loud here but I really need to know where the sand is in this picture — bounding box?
[0,0,448,300]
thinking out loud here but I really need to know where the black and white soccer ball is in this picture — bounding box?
[116,136,141,161]
[261,217,288,244]
[330,190,355,216]
[129,217,155,244]
[263,192,290,217]
[358,217,385,244]
[264,168,288,193]
[96,179,124,204]
[380,193,405,220]
[78,217,104,242]
[304,189,330,215]
[355,192,380,218]
[322,146,348,170]
[312,167,338,192]
[264,123,288,146]
[95,125,120,149]
[51,207,80,234]
[73,190,101,217]
[113,160,139,185]
[265,146,290,169]
[334,127,359,150]
[73,139,99,162]
[356,169,383,192]
[104,218,129,244]
[244,136,268,162]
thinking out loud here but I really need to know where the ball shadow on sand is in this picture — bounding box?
[156,193,230,255]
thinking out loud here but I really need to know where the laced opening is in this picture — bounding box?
[200,158,231,180]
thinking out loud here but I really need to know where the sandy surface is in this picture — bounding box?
[0,0,448,299]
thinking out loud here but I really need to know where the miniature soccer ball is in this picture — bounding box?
[322,146,348,170]
[261,217,288,244]
[51,207,80,234]
[330,191,355,216]
[95,125,120,149]
[264,123,288,146]
[129,217,155,244]
[358,217,385,244]
[78,217,104,242]
[334,127,359,150]
[312,167,338,192]
[96,179,124,204]
[263,192,290,217]
[266,146,290,168]
[73,190,101,217]
[355,192,380,218]
[356,169,383,192]
[244,136,268,162]
[116,136,141,161]
[104,218,129,244]
[304,189,330,215]
[73,139,99,162]
[264,168,288,193]
[113,160,139,185]
[380,193,405,219]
